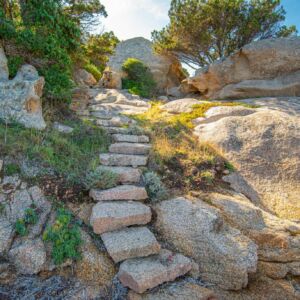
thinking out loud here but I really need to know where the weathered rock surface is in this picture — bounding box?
[0,48,45,129]
[97,166,141,184]
[101,227,160,263]
[109,142,151,155]
[184,37,300,99]
[90,201,151,234]
[194,108,300,220]
[118,249,192,293]
[127,281,217,300]
[53,122,74,134]
[99,153,148,167]
[112,134,149,143]
[155,197,257,290]
[74,68,97,87]
[95,115,136,127]
[8,239,46,275]
[161,98,201,114]
[100,37,185,93]
[0,217,14,256]
[90,185,148,201]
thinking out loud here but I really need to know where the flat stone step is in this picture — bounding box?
[112,134,149,143]
[101,227,161,263]
[118,250,192,293]
[97,166,141,184]
[95,116,136,127]
[90,185,148,201]
[100,153,148,167]
[109,143,151,155]
[90,201,152,234]
[105,127,133,134]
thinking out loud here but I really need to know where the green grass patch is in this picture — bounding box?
[0,120,110,185]
[4,163,21,176]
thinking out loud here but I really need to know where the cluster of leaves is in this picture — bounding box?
[83,167,118,190]
[122,58,157,98]
[0,119,110,185]
[143,171,169,202]
[0,0,116,103]
[4,163,20,176]
[152,0,297,68]
[15,206,39,236]
[43,208,82,265]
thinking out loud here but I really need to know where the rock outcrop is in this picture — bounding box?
[194,101,300,220]
[155,197,258,290]
[0,47,46,129]
[184,37,300,99]
[100,37,185,93]
[74,68,97,87]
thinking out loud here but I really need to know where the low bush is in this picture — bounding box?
[4,163,21,176]
[84,63,102,81]
[15,207,39,236]
[43,208,82,265]
[83,167,118,190]
[143,171,168,202]
[122,58,157,98]
[7,56,24,79]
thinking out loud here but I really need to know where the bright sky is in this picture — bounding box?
[99,0,300,41]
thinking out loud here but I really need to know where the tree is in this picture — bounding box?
[152,0,297,69]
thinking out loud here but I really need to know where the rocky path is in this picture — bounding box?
[85,91,192,294]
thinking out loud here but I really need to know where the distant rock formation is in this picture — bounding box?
[100,37,185,94]
[0,47,46,129]
[183,37,300,99]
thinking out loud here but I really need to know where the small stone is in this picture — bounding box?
[109,143,151,155]
[118,249,192,293]
[90,201,152,234]
[100,153,148,167]
[8,239,46,275]
[53,122,74,134]
[97,166,141,184]
[90,185,148,201]
[101,227,161,263]
[112,134,149,143]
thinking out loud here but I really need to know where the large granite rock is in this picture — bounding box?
[100,37,185,93]
[0,47,46,129]
[194,106,300,220]
[154,197,258,290]
[184,37,300,99]
[74,68,97,87]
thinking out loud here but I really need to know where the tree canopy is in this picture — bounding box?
[152,0,297,69]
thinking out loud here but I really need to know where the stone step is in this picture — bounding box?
[90,110,118,120]
[90,185,148,201]
[112,134,149,144]
[118,250,192,294]
[109,143,151,155]
[90,201,152,234]
[97,166,141,184]
[101,227,161,263]
[104,127,133,134]
[100,153,148,167]
[95,116,136,127]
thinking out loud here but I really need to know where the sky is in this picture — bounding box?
[99,0,300,41]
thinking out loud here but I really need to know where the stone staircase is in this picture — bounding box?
[86,96,192,294]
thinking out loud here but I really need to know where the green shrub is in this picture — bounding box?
[43,208,82,265]
[224,161,235,172]
[4,163,20,176]
[7,56,24,79]
[84,63,102,81]
[15,207,39,236]
[83,167,118,190]
[143,171,168,202]
[200,170,215,184]
[122,58,157,98]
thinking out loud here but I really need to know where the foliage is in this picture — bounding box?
[83,167,118,190]
[7,55,24,79]
[84,63,102,81]
[152,0,297,68]
[224,161,235,172]
[131,101,256,192]
[143,171,168,202]
[43,208,82,265]
[4,163,20,175]
[15,207,39,236]
[0,120,110,185]
[122,58,157,98]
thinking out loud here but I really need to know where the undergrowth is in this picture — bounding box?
[0,120,110,186]
[15,206,39,236]
[43,208,82,265]
[131,101,252,193]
